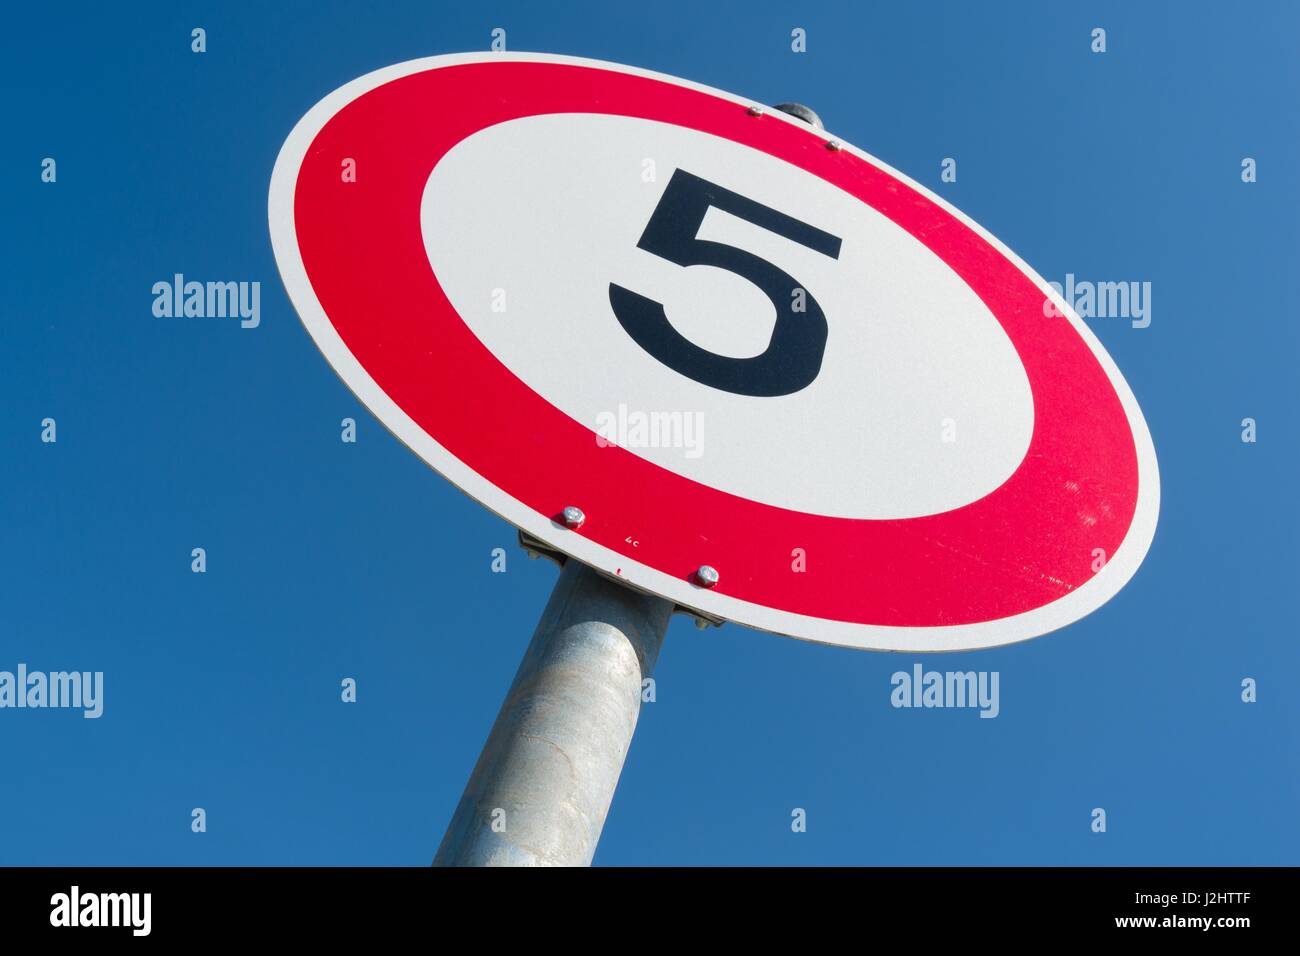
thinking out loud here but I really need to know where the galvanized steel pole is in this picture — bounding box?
[434,558,673,866]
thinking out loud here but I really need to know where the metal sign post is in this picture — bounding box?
[434,559,672,866]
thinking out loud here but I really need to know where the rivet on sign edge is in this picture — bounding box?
[561,506,585,530]
[746,105,764,116]
[695,565,720,588]
[825,139,842,151]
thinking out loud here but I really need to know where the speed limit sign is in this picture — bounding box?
[269,52,1159,652]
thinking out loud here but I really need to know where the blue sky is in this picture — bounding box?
[2,1,1296,865]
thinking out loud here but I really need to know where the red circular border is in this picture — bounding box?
[292,61,1138,627]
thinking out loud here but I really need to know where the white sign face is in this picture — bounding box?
[270,52,1159,651]
[423,113,1034,520]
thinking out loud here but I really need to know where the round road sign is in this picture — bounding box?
[268,52,1159,652]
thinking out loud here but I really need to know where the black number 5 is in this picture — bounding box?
[609,169,842,397]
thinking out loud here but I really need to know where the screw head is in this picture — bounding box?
[561,506,585,530]
[746,105,764,116]
[695,565,720,588]
[825,139,842,151]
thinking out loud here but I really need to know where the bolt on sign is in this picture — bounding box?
[270,53,1159,652]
